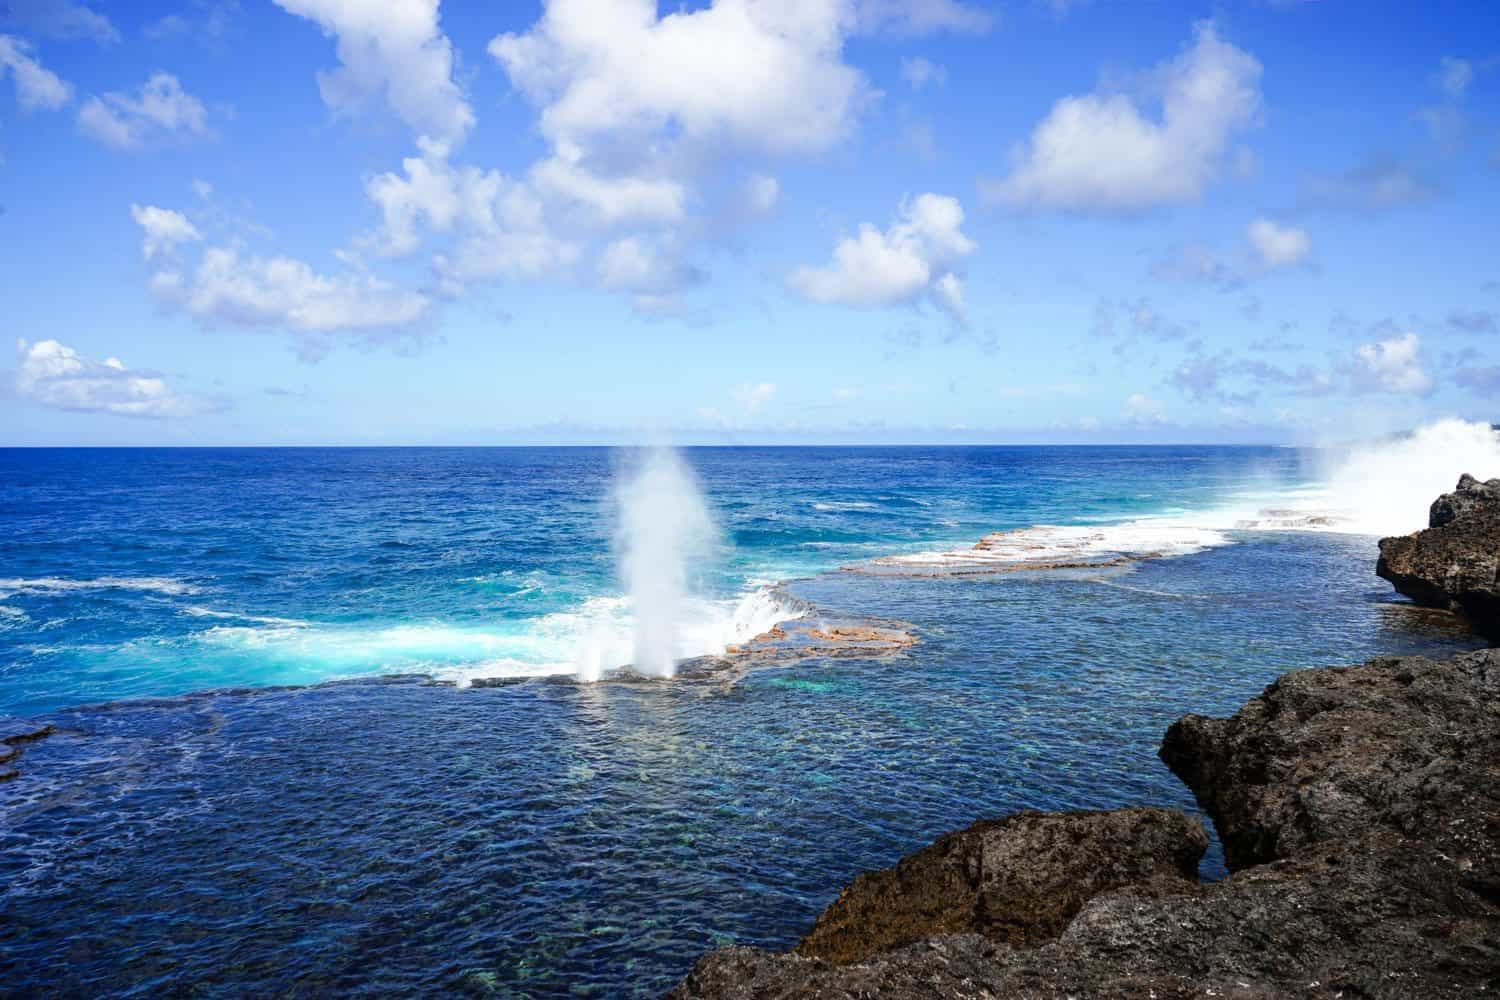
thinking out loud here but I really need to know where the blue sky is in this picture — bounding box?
[1,0,1496,445]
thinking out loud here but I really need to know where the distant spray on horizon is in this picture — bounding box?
[605,445,719,680]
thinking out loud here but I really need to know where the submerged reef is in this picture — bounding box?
[1378,474,1500,639]
[0,717,54,782]
[673,485,1500,997]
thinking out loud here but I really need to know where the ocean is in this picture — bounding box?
[1,435,1493,996]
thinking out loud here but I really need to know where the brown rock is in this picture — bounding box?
[796,808,1205,964]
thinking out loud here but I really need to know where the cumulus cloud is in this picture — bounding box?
[489,0,872,160]
[151,247,431,333]
[982,21,1262,211]
[789,192,976,322]
[596,237,701,296]
[131,201,429,337]
[0,34,72,111]
[362,141,582,290]
[272,0,474,145]
[1352,332,1432,395]
[1246,217,1311,269]
[356,1,983,314]
[130,204,201,260]
[14,339,220,418]
[78,73,210,148]
[0,0,117,45]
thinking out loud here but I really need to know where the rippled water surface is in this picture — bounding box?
[0,447,1484,996]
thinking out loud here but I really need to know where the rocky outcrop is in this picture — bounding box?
[795,808,1206,964]
[1378,474,1500,639]
[1161,649,1500,871]
[671,649,1500,999]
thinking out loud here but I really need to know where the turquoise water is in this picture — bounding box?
[0,446,1485,996]
[4,445,1318,713]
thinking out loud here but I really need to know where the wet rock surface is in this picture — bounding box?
[1378,474,1500,639]
[671,648,1500,999]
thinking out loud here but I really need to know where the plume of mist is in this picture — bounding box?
[1312,418,1500,536]
[606,445,719,679]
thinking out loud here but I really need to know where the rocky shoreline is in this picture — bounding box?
[671,478,1500,998]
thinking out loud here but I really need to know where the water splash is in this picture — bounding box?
[585,446,720,681]
[1312,418,1500,536]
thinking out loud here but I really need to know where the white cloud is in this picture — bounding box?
[1246,217,1310,269]
[489,0,871,159]
[595,236,699,297]
[362,141,582,289]
[982,21,1262,211]
[0,34,72,111]
[78,73,210,148]
[831,386,862,402]
[14,339,218,418]
[357,1,982,313]
[1438,56,1473,99]
[0,1,117,45]
[365,139,518,256]
[900,55,947,89]
[152,247,431,332]
[789,192,976,322]
[130,204,202,260]
[133,202,431,335]
[529,153,687,226]
[1352,332,1432,395]
[1124,392,1166,423]
[272,0,473,145]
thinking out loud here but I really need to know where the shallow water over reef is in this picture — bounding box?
[1,530,1482,997]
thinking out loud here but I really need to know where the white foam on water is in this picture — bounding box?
[867,420,1500,573]
[165,585,803,687]
[179,606,313,627]
[871,519,1233,573]
[0,576,202,597]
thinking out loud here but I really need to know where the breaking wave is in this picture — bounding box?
[855,419,1500,576]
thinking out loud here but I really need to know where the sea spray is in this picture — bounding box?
[600,445,719,680]
[1314,418,1500,536]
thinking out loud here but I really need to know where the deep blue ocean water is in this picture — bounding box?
[0,447,1485,996]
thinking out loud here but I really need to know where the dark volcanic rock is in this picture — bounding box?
[796,808,1206,964]
[1378,474,1500,639]
[1161,649,1500,871]
[672,649,1500,999]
